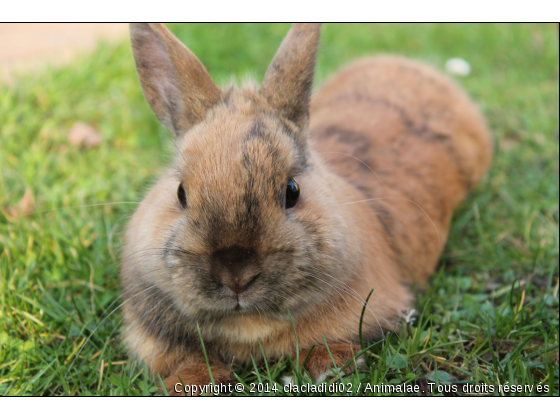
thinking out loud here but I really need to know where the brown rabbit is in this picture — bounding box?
[122,23,492,395]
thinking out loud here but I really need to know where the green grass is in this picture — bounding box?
[0,23,558,396]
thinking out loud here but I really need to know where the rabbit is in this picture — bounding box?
[122,23,492,395]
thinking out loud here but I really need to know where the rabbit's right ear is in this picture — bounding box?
[130,23,222,137]
[261,23,322,139]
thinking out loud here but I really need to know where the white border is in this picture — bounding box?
[0,397,557,417]
[1,1,559,23]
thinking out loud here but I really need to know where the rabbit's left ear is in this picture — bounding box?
[260,23,322,136]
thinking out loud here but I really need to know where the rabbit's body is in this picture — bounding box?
[122,24,491,394]
[311,56,492,284]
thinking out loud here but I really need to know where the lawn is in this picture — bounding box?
[0,23,558,396]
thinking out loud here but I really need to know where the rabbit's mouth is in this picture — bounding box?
[213,284,256,313]
[230,290,259,313]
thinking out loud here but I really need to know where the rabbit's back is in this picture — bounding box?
[310,56,492,283]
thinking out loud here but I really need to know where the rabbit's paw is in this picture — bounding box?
[162,361,232,396]
[300,343,364,383]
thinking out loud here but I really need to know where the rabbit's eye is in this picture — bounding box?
[177,183,187,209]
[285,178,300,209]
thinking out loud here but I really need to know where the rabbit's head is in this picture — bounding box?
[125,23,362,322]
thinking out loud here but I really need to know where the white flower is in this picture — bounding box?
[398,308,417,324]
[445,58,471,77]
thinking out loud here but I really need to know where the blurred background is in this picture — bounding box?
[0,24,558,395]
[0,24,127,83]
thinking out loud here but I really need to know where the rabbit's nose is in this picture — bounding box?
[212,246,261,294]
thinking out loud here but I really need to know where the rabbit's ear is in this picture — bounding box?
[261,23,322,135]
[130,23,222,136]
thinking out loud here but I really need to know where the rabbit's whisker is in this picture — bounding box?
[25,201,140,217]
[308,265,393,340]
[66,283,158,376]
[342,196,441,241]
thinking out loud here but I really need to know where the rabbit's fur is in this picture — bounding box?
[123,23,492,394]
